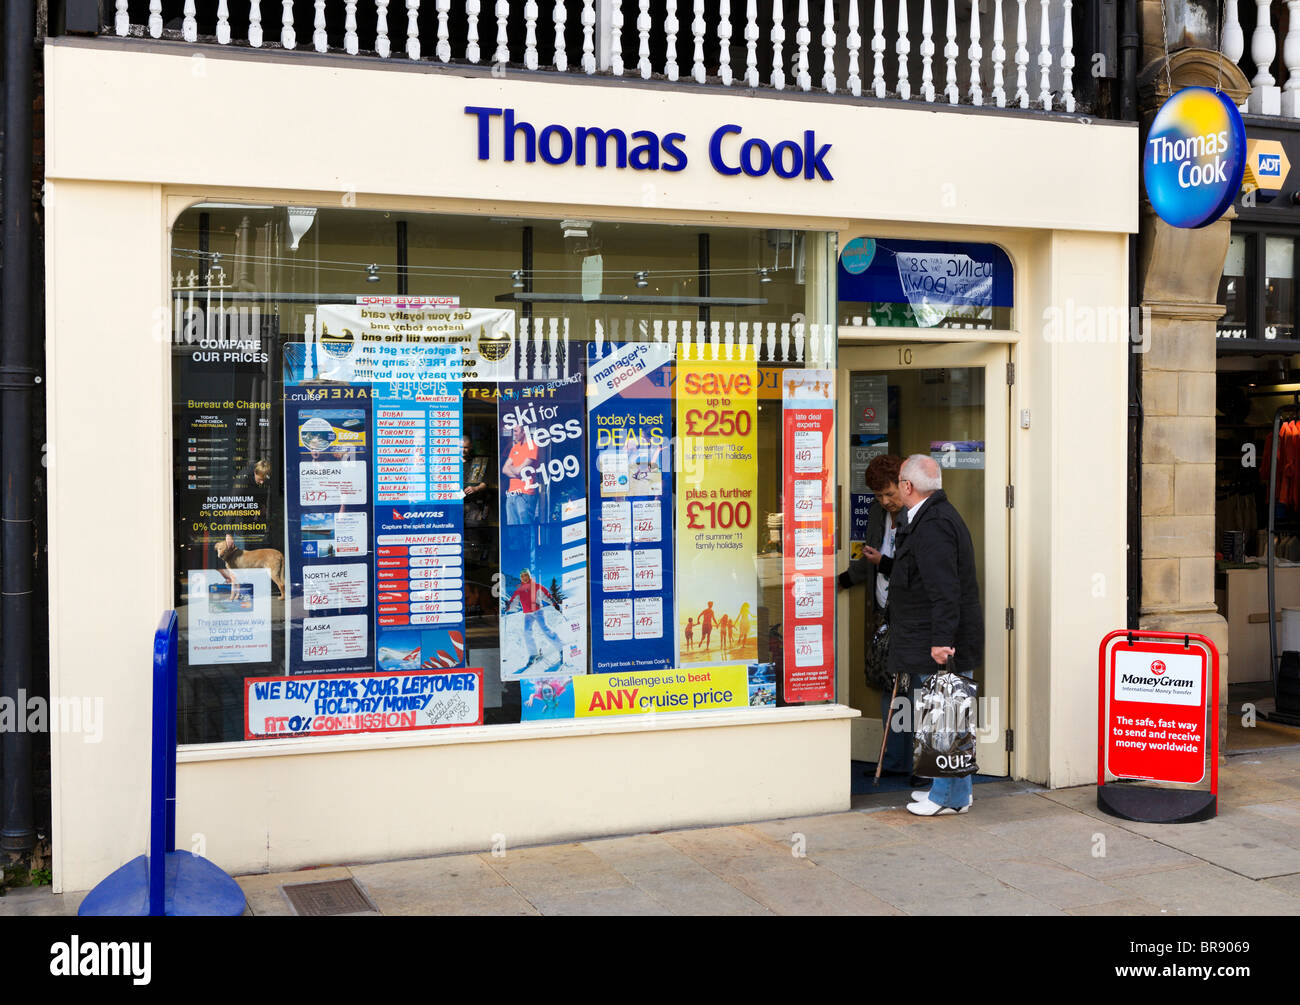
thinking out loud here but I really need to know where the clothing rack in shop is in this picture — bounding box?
[1266,401,1300,721]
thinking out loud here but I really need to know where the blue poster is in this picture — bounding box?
[498,368,589,681]
[283,382,376,676]
[371,356,467,675]
[586,341,675,673]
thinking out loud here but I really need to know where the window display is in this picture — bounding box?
[171,207,837,743]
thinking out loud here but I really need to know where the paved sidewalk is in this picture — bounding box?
[7,744,1300,916]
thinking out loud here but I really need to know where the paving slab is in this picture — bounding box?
[629,864,773,916]
[1105,862,1300,915]
[810,843,1016,914]
[352,854,508,914]
[581,834,700,876]
[0,886,83,917]
[747,810,911,855]
[968,855,1129,910]
[659,824,805,876]
[407,886,541,916]
[724,862,904,915]
[529,883,667,916]
[1065,898,1166,916]
[1262,873,1300,900]
[1100,816,1300,880]
[477,842,632,899]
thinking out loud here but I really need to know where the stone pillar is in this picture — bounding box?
[1137,48,1249,754]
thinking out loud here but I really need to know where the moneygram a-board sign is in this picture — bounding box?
[1098,631,1218,790]
[1143,86,1246,229]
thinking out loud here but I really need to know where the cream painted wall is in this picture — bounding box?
[43,40,1135,890]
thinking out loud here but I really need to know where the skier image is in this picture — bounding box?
[505,569,565,673]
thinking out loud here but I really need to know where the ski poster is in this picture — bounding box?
[497,368,589,680]
[587,341,675,673]
[674,352,759,666]
[782,369,836,701]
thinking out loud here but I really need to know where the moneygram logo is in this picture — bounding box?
[1151,660,1166,675]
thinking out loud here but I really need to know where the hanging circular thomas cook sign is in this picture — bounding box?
[1143,86,1246,229]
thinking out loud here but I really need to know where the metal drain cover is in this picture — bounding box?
[282,877,378,916]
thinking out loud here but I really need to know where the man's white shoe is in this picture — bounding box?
[911,789,931,802]
[906,796,970,816]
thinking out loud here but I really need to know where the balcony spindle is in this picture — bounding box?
[282,0,297,48]
[149,0,162,38]
[377,1,391,56]
[920,0,935,101]
[796,0,811,91]
[847,0,861,96]
[772,0,787,89]
[314,0,327,50]
[821,0,837,93]
[1037,0,1052,109]
[1223,0,1244,66]
[991,0,1005,106]
[639,0,652,78]
[871,0,885,97]
[1283,0,1300,117]
[967,0,982,105]
[217,1,231,43]
[666,0,681,80]
[583,0,597,73]
[249,1,263,46]
[418,0,432,60]
[525,0,539,68]
[183,1,197,42]
[467,0,481,62]
[746,0,760,86]
[895,0,911,99]
[1061,0,1074,112]
[345,1,358,54]
[692,0,705,82]
[495,0,510,66]
[719,0,734,85]
[943,0,958,102]
[612,0,625,75]
[1250,0,1281,114]
[1014,0,1028,108]
[115,0,128,36]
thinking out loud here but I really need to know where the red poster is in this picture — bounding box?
[1103,640,1209,784]
[781,371,835,702]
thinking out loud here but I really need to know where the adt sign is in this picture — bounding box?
[1143,86,1246,228]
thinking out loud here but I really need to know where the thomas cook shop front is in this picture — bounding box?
[43,40,1134,891]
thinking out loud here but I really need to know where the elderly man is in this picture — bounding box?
[837,454,913,778]
[887,453,984,816]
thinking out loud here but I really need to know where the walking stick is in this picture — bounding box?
[874,672,899,786]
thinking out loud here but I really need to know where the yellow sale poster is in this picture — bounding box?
[572,665,749,717]
[674,355,759,665]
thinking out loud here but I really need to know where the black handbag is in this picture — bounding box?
[864,618,895,692]
[912,658,979,778]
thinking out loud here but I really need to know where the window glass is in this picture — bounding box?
[1217,232,1251,341]
[1265,235,1295,341]
[171,208,837,743]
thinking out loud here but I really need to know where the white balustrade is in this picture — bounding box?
[666,0,681,81]
[772,0,787,89]
[796,0,811,91]
[1014,0,1028,109]
[524,0,538,67]
[919,0,934,101]
[149,0,162,38]
[1223,0,1244,66]
[943,0,957,103]
[1061,0,1074,112]
[249,1,263,46]
[282,0,297,48]
[871,0,886,97]
[821,0,837,93]
[638,0,652,78]
[1251,0,1280,114]
[313,0,327,51]
[1283,0,1300,117]
[968,0,982,105]
[183,0,197,42]
[746,0,760,87]
[377,1,391,56]
[582,0,597,73]
[612,0,626,76]
[1037,0,1051,109]
[719,0,734,85]
[846,0,860,96]
[497,0,512,66]
[554,0,567,70]
[466,0,481,61]
[691,0,705,81]
[216,1,230,44]
[345,0,358,54]
[991,0,1006,106]
[895,0,910,99]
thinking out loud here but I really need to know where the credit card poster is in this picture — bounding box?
[587,342,675,673]
[675,355,759,667]
[371,342,468,675]
[283,383,375,675]
[498,370,589,680]
[782,369,836,701]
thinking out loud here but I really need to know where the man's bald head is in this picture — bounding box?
[899,454,942,507]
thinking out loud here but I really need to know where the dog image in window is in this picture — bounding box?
[215,534,286,598]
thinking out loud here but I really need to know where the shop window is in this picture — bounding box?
[836,237,1013,331]
[1217,232,1252,340]
[1266,236,1296,342]
[170,208,837,744]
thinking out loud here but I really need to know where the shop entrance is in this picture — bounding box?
[835,341,1011,778]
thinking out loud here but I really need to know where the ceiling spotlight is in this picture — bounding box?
[512,269,526,289]
[635,271,649,289]
[365,263,380,283]
[758,267,773,284]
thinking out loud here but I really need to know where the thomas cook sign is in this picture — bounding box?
[1143,86,1246,228]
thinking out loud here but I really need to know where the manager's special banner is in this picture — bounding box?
[283,382,376,676]
[244,668,483,739]
[372,342,467,675]
[587,341,675,673]
[572,664,748,717]
[498,369,590,680]
[782,370,836,702]
[674,356,758,666]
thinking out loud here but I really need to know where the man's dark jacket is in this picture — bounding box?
[885,490,983,675]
